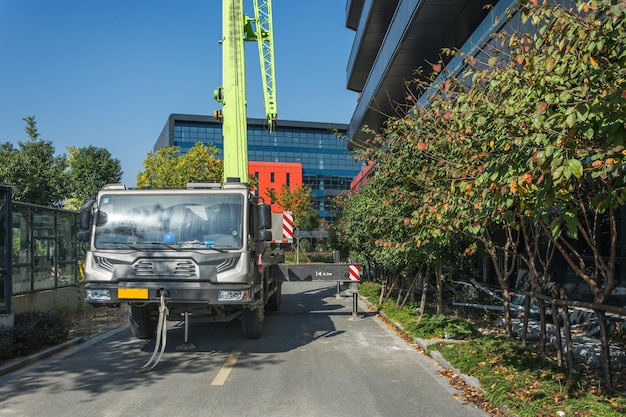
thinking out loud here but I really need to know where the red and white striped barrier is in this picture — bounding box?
[271,211,294,244]
[349,264,360,281]
[282,211,293,240]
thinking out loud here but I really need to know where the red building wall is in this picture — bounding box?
[350,160,376,192]
[249,161,303,213]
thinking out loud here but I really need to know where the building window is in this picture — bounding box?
[286,173,290,187]
[270,172,275,183]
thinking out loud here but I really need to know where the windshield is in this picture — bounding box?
[94,193,244,250]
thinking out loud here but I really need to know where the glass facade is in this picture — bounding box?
[157,115,364,220]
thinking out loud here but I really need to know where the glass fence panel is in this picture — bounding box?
[9,203,78,295]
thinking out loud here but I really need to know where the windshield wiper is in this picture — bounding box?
[98,240,230,252]
[97,241,141,250]
[137,241,182,251]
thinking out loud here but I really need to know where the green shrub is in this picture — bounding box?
[307,252,334,263]
[283,251,336,264]
[12,311,70,356]
[0,326,13,360]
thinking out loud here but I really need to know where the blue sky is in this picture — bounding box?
[0,0,358,187]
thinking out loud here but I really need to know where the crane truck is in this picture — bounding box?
[77,1,359,360]
[78,0,279,342]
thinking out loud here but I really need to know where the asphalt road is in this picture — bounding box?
[0,282,488,417]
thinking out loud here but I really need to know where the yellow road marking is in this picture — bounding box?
[211,351,241,386]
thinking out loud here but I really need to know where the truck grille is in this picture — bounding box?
[133,260,154,275]
[173,260,196,276]
[132,260,197,277]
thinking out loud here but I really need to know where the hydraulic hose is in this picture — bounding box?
[134,291,169,373]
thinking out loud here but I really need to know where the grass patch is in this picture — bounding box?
[432,337,626,416]
[358,281,380,301]
[381,300,480,340]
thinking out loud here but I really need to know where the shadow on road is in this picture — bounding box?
[0,282,373,401]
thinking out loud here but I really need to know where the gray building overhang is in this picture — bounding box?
[345,0,499,149]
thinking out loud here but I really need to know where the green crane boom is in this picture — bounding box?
[215,0,277,183]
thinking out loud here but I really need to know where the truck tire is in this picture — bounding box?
[129,304,158,339]
[266,282,281,312]
[241,306,264,339]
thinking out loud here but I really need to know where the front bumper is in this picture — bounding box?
[85,281,259,306]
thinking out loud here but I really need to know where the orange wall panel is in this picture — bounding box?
[249,161,302,212]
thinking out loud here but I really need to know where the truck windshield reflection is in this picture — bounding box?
[94,193,243,250]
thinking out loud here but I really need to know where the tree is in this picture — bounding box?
[473,0,626,388]
[136,142,223,189]
[64,145,123,210]
[0,116,68,207]
[266,183,317,230]
[339,0,625,389]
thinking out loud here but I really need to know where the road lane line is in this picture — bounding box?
[211,351,241,386]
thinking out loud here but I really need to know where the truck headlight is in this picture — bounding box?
[218,290,250,301]
[86,289,112,301]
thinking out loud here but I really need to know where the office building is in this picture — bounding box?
[155,114,364,220]
[345,0,506,185]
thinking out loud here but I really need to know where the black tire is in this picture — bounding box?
[266,282,282,312]
[241,306,264,339]
[129,304,158,339]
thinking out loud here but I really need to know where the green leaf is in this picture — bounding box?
[564,212,578,237]
[550,220,562,240]
[553,165,564,181]
[568,159,583,178]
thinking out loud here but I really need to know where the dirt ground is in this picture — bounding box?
[66,304,130,339]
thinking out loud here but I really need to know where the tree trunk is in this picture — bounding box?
[551,297,562,366]
[417,267,430,325]
[538,295,547,354]
[435,260,443,315]
[597,311,613,391]
[479,227,519,339]
[521,287,531,342]
[560,288,576,372]
[401,267,422,309]
[502,287,513,339]
[378,273,386,306]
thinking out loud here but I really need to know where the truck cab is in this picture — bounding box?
[78,182,280,339]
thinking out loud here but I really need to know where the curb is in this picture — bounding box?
[0,337,84,377]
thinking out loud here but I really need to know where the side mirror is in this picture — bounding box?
[258,229,273,242]
[258,204,272,230]
[79,200,95,230]
[77,230,91,242]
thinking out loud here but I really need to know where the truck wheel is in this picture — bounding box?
[129,304,158,339]
[266,282,281,312]
[241,307,264,339]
